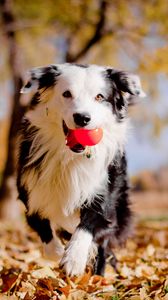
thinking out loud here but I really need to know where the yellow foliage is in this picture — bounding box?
[140,46,168,74]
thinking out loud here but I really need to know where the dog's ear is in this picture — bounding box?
[21,65,61,94]
[106,69,146,104]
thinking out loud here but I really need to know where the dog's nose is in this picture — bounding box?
[73,113,91,127]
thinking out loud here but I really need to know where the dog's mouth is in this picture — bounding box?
[62,121,86,153]
[69,144,86,153]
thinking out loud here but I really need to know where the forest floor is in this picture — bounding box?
[0,192,168,300]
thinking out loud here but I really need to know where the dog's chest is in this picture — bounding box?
[27,150,108,230]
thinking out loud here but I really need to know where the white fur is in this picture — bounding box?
[60,228,93,276]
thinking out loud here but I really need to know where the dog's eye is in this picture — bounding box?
[95,94,104,101]
[62,90,72,98]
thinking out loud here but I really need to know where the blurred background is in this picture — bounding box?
[0,0,168,220]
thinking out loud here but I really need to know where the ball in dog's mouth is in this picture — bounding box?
[62,120,103,153]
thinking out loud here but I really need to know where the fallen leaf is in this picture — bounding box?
[120,263,133,278]
[31,266,56,279]
[59,284,71,297]
[75,270,92,286]
[37,278,54,292]
[23,292,33,300]
[146,244,155,257]
[140,287,151,300]
[0,268,19,292]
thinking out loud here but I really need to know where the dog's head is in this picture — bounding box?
[21,64,145,153]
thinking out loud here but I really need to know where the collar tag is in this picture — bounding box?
[84,147,92,159]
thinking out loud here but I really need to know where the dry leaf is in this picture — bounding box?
[59,284,71,297]
[120,263,133,278]
[146,244,155,257]
[0,268,19,292]
[31,266,56,279]
[140,287,151,300]
[76,270,92,286]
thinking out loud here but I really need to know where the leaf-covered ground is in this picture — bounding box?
[0,219,168,300]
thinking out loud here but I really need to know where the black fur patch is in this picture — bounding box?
[94,245,106,275]
[107,89,126,121]
[94,246,117,275]
[106,69,133,95]
[38,66,60,90]
[30,92,41,108]
[26,65,61,108]
[107,153,131,240]
[18,119,39,166]
[24,81,32,89]
[56,229,72,241]
[104,69,129,121]
[16,183,29,208]
[18,118,47,170]
[17,118,47,207]
[31,151,48,170]
[26,213,53,243]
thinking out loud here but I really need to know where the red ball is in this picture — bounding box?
[66,128,103,148]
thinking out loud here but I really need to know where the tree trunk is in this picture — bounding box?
[0,0,24,212]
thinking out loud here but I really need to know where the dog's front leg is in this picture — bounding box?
[60,197,110,276]
[60,227,93,276]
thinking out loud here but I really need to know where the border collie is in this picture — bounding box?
[17,64,145,276]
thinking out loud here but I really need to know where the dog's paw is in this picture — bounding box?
[60,247,87,276]
[43,238,64,262]
[60,228,93,276]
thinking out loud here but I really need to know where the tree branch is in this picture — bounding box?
[66,0,111,62]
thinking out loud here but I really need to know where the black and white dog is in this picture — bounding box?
[17,64,145,276]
